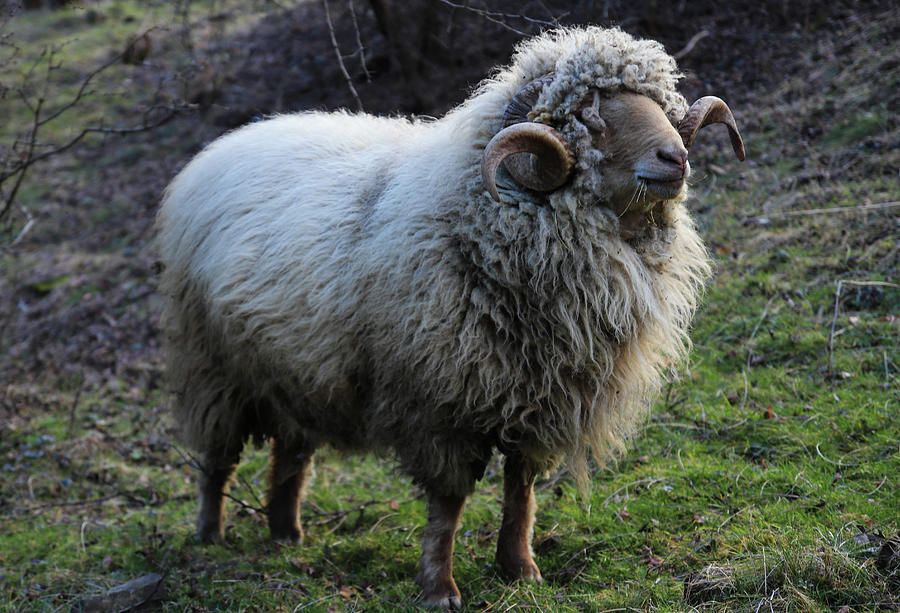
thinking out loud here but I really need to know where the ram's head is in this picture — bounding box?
[482,74,745,215]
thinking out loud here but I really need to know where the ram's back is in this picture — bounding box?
[156,112,424,447]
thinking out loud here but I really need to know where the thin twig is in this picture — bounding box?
[766,200,900,218]
[739,368,750,411]
[674,30,710,59]
[865,476,887,496]
[171,444,268,515]
[829,280,843,375]
[825,279,897,375]
[293,593,339,612]
[222,491,266,515]
[8,203,33,246]
[235,471,266,513]
[322,0,363,111]
[0,30,183,226]
[305,493,423,526]
[815,443,858,467]
[9,492,149,516]
[836,280,899,288]
[0,90,43,221]
[2,105,182,178]
[716,509,742,533]
[602,477,666,505]
[67,377,84,437]
[347,0,371,82]
[747,295,776,370]
[434,0,560,35]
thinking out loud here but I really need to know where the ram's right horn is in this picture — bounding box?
[482,123,574,202]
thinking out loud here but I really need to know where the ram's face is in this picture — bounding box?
[587,92,690,213]
[482,78,745,215]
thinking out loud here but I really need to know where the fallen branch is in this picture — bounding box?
[171,443,268,515]
[767,200,900,218]
[304,492,423,526]
[8,489,188,517]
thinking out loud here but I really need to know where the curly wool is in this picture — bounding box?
[158,25,710,497]
[477,27,689,208]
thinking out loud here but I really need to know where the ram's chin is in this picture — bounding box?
[640,178,686,202]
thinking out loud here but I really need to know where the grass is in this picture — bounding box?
[1,3,898,613]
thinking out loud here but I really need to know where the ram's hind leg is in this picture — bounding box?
[196,440,243,543]
[267,437,315,543]
[496,453,542,582]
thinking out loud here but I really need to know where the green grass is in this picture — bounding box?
[1,4,898,613]
[1,188,896,612]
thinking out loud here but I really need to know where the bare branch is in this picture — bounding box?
[434,0,562,35]
[323,0,364,112]
[35,50,123,128]
[22,105,182,169]
[0,91,43,223]
[0,27,187,228]
[348,0,371,82]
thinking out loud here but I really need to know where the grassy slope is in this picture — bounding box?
[0,4,897,612]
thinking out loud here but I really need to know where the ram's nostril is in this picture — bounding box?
[657,145,688,169]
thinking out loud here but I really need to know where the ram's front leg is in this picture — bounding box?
[196,442,243,544]
[267,436,315,543]
[496,453,542,581]
[416,491,467,609]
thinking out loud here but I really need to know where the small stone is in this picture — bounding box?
[71,573,166,612]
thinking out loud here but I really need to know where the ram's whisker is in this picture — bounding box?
[619,180,640,217]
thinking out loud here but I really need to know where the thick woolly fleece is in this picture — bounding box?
[156,25,711,497]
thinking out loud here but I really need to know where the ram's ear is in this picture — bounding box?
[482,123,574,202]
[678,96,745,161]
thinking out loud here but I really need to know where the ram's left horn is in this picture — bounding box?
[678,96,746,161]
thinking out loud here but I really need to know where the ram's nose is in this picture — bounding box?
[656,143,689,172]
[635,142,691,201]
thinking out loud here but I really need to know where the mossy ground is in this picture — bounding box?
[0,2,897,612]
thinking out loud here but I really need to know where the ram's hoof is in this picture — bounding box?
[269,521,303,544]
[420,579,462,610]
[196,528,224,545]
[498,555,543,583]
[196,518,225,545]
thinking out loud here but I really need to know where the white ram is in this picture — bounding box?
[156,25,744,608]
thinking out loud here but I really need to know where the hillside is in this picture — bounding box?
[0,1,897,611]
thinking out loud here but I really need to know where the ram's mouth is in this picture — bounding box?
[638,176,685,200]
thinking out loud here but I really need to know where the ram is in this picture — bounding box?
[156,26,744,608]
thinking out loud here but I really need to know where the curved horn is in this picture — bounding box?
[502,72,556,125]
[482,73,573,201]
[678,96,746,161]
[482,122,574,202]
